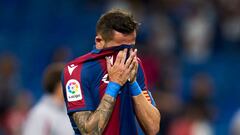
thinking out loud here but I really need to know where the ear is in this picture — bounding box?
[95,34,105,49]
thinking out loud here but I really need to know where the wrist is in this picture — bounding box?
[109,79,123,86]
[129,78,136,84]
[105,82,121,99]
[129,81,142,96]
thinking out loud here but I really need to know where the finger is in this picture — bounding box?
[129,63,134,70]
[115,50,123,65]
[125,49,137,68]
[132,49,138,69]
[135,49,137,55]
[134,56,138,68]
[132,57,137,69]
[126,63,134,74]
[130,48,133,53]
[120,49,127,65]
[105,57,112,71]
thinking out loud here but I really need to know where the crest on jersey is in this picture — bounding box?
[66,79,82,101]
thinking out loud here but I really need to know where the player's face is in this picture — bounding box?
[104,30,136,48]
[95,30,136,49]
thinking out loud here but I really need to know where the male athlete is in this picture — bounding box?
[62,9,160,135]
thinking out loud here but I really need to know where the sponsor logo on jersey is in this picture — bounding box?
[66,79,82,101]
[68,64,78,75]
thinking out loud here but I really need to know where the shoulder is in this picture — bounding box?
[63,53,93,76]
[63,53,104,85]
[64,52,92,69]
[137,57,142,62]
[136,57,146,74]
[137,57,144,67]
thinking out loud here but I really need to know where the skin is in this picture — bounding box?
[72,94,115,135]
[129,56,161,135]
[95,30,136,49]
[73,48,136,135]
[52,82,65,106]
[72,30,160,135]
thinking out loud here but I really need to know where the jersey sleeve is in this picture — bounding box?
[136,58,156,106]
[62,64,95,114]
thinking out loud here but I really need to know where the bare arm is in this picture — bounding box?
[129,53,161,135]
[132,93,160,135]
[72,49,136,134]
[72,94,115,134]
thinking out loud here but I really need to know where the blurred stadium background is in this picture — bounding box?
[0,0,239,135]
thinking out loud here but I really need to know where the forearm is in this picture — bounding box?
[73,94,115,134]
[133,93,160,135]
[71,49,136,134]
[72,82,121,134]
[130,81,160,135]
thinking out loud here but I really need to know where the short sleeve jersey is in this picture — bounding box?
[62,47,156,135]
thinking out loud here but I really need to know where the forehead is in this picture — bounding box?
[112,30,136,44]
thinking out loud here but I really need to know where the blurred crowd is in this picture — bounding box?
[0,0,239,135]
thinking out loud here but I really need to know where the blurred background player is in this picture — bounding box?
[230,110,240,135]
[22,63,74,135]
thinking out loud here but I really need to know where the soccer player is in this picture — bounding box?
[23,63,74,135]
[62,9,160,135]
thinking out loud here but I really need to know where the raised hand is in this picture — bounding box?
[129,49,138,83]
[106,49,136,86]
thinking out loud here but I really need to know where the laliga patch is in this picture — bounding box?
[66,79,82,101]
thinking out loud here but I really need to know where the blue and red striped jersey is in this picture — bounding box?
[62,45,156,135]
